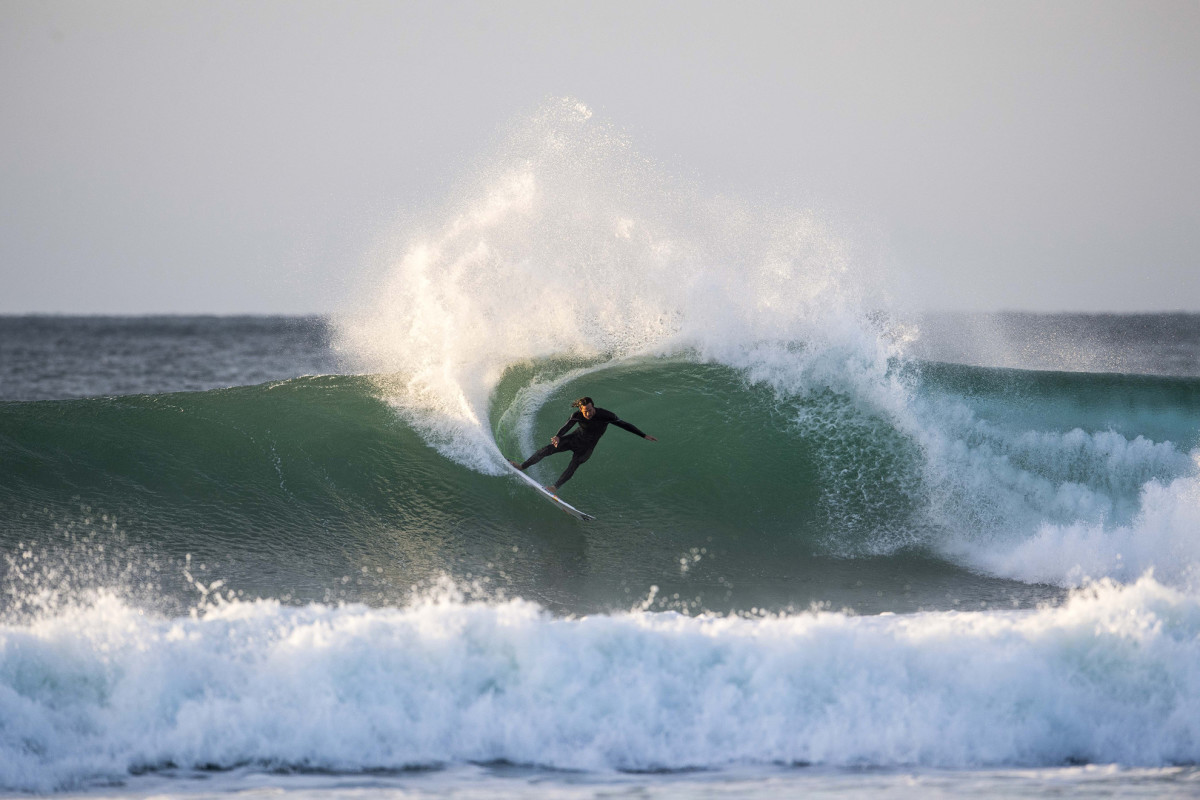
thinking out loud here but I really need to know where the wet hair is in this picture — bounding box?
[572,396,594,409]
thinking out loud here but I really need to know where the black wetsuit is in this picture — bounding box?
[519,407,649,489]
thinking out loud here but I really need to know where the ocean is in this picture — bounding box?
[3,105,1200,798]
[2,311,1197,799]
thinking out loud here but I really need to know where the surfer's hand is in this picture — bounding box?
[645,435,658,442]
[551,436,560,447]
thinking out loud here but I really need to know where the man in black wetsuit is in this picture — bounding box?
[509,396,657,494]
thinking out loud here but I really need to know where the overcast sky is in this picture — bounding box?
[2,0,1198,314]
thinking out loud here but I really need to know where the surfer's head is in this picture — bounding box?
[573,396,595,418]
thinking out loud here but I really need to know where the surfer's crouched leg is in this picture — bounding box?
[520,433,584,470]
[519,442,561,470]
[554,446,594,489]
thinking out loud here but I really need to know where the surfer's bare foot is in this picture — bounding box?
[508,459,524,471]
[545,485,557,494]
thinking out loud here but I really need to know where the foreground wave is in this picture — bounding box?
[2,576,1197,792]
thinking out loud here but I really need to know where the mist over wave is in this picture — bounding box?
[329,98,1199,593]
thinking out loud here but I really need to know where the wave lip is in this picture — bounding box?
[2,576,1198,791]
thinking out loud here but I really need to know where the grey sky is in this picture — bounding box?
[2,0,1198,313]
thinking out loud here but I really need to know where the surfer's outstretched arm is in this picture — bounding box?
[612,417,657,441]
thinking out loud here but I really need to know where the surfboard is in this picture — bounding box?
[506,460,596,521]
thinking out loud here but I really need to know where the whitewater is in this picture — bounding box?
[2,101,1199,797]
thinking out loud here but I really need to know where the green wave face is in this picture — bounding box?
[2,363,1197,615]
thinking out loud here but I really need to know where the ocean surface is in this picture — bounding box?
[3,107,1200,798]
[2,311,1198,799]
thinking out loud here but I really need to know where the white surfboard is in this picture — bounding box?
[506,460,596,521]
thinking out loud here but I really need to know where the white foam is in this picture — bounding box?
[909,388,1200,586]
[963,461,1200,588]
[2,577,1198,792]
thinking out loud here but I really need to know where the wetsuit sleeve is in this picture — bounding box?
[611,417,648,438]
[555,413,581,438]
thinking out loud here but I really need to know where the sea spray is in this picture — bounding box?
[333,98,897,472]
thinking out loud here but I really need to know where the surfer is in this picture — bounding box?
[509,396,657,494]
